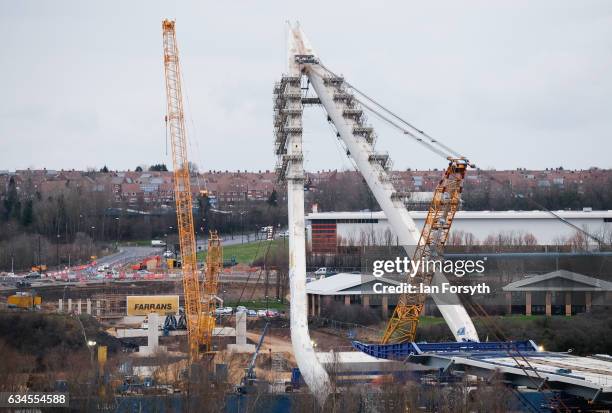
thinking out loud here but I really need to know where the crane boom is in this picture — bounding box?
[201,231,222,351]
[162,19,202,361]
[381,158,469,344]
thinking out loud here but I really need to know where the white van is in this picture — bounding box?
[151,240,166,247]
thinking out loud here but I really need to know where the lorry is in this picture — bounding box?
[8,292,41,310]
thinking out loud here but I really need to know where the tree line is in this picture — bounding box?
[0,175,287,271]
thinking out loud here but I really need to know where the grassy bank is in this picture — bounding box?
[197,239,283,265]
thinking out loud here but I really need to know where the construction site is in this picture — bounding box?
[1,5,612,413]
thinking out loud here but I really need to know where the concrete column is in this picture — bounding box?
[67,298,72,313]
[363,295,370,308]
[77,299,82,314]
[525,292,532,316]
[86,299,92,315]
[58,299,63,313]
[506,292,512,315]
[565,292,571,316]
[382,295,389,319]
[585,292,592,313]
[545,291,552,316]
[235,311,247,346]
[317,295,321,317]
[308,295,313,316]
[344,295,350,306]
[147,313,159,352]
[311,295,316,317]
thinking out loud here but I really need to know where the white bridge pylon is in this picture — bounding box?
[276,22,479,404]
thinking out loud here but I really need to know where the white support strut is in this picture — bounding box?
[281,23,331,406]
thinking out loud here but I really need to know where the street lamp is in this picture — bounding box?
[90,226,96,259]
[86,340,97,383]
[238,211,247,244]
[56,233,60,270]
[115,217,120,248]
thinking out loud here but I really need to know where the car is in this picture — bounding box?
[162,250,174,258]
[313,267,337,277]
[314,267,328,276]
[137,270,151,276]
[24,272,41,280]
[5,272,17,278]
[265,309,280,317]
[151,240,166,247]
[247,309,257,317]
[215,307,233,316]
[16,280,31,288]
[236,306,247,313]
[256,309,267,317]
[97,264,110,272]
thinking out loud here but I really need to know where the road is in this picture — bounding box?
[96,246,162,268]
[0,242,277,291]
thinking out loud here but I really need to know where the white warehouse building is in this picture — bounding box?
[306,210,612,252]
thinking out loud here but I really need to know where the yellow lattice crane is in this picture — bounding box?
[381,158,469,344]
[162,19,222,361]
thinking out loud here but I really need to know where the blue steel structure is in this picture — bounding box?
[352,340,538,360]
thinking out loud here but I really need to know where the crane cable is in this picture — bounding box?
[317,63,464,160]
[315,63,606,246]
[356,98,451,160]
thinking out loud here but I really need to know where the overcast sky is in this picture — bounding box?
[1,1,611,172]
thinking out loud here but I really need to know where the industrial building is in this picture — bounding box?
[503,270,612,316]
[306,210,612,253]
[306,270,612,319]
[305,273,400,318]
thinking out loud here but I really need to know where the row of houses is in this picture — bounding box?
[1,167,610,209]
[0,169,278,207]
